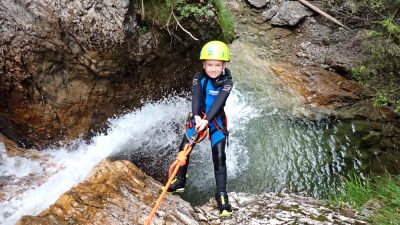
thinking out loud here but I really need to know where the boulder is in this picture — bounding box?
[270,1,313,26]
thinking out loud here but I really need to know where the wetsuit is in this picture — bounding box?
[177,68,233,193]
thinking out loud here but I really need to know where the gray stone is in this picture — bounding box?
[300,41,311,50]
[262,5,279,20]
[247,0,270,8]
[270,1,313,26]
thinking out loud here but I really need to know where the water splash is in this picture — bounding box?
[0,90,256,224]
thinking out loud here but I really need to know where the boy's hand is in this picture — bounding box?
[196,119,209,132]
[194,115,202,125]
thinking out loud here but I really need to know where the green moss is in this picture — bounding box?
[311,214,328,222]
[276,203,301,212]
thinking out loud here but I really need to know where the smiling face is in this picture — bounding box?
[203,60,225,79]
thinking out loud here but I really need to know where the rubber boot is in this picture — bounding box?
[215,191,233,217]
[166,175,186,193]
[163,137,190,193]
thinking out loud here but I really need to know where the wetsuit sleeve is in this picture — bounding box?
[205,78,233,122]
[192,73,202,117]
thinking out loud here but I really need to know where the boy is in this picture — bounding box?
[167,41,233,217]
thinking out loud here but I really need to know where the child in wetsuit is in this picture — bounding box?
[166,41,233,217]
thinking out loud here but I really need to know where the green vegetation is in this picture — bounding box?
[212,0,235,41]
[172,0,213,18]
[328,0,400,113]
[140,0,212,24]
[330,174,400,224]
[138,0,234,41]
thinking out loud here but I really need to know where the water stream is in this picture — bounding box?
[0,40,376,224]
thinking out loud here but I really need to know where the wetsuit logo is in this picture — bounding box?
[208,90,219,96]
[222,85,232,92]
[193,78,198,86]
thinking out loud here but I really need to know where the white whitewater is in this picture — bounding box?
[0,90,257,225]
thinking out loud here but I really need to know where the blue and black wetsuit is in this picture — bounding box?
[177,68,233,193]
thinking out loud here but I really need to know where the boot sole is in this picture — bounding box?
[161,186,185,194]
[220,210,233,217]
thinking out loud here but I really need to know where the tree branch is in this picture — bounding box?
[297,0,350,30]
[172,11,199,41]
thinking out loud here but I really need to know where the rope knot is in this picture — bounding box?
[177,151,187,166]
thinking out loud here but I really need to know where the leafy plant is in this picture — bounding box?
[167,0,213,18]
[373,92,389,107]
[138,25,149,34]
[381,15,400,37]
[176,4,213,18]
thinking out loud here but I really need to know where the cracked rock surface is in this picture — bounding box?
[16,160,368,225]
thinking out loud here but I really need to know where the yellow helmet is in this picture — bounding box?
[199,41,230,61]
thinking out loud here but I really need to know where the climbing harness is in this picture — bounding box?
[144,115,207,225]
[184,112,208,143]
[201,75,230,146]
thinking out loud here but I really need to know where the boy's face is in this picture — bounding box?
[203,60,225,79]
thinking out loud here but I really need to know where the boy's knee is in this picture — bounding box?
[212,140,226,165]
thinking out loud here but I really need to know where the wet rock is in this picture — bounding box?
[0,134,60,203]
[16,160,199,225]
[269,63,360,111]
[0,0,219,148]
[270,2,313,26]
[370,152,400,174]
[361,131,382,148]
[335,101,398,121]
[247,0,270,8]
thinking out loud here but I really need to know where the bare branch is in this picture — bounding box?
[297,0,350,30]
[141,0,145,21]
[172,11,199,41]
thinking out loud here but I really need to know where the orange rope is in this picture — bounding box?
[144,143,193,225]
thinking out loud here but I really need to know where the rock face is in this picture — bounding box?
[16,159,367,225]
[16,160,200,225]
[270,64,360,110]
[0,0,219,148]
